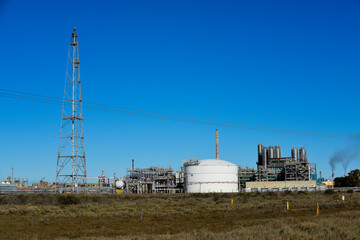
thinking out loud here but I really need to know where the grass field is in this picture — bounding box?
[0,191,359,240]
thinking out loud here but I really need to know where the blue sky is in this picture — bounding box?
[0,0,359,183]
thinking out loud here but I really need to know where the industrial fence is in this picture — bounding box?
[1,186,360,195]
[244,186,327,192]
[0,187,115,195]
[244,187,360,192]
[334,187,360,192]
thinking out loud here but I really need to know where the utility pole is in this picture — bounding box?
[56,28,87,193]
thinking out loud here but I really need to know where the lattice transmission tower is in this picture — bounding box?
[56,28,87,191]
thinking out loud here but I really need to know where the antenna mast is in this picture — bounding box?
[56,28,87,192]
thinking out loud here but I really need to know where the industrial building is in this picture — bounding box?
[0,184,17,193]
[238,144,318,191]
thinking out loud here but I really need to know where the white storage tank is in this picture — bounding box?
[115,180,125,189]
[184,159,238,193]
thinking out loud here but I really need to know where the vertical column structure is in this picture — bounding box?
[56,28,87,192]
[216,129,219,160]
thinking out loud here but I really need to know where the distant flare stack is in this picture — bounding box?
[216,129,219,160]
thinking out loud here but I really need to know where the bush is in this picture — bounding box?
[324,189,336,195]
[265,191,277,198]
[190,193,208,199]
[57,194,80,205]
[297,191,308,195]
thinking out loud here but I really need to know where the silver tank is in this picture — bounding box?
[291,148,298,162]
[273,146,278,158]
[299,147,306,162]
[274,146,281,158]
[258,144,263,165]
[278,146,282,158]
[262,147,268,168]
[268,147,274,159]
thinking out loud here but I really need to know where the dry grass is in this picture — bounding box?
[0,191,359,240]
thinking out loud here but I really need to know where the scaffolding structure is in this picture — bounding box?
[125,165,183,193]
[238,166,256,189]
[284,162,316,181]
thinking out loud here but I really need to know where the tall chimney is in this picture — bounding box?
[216,129,219,159]
[132,159,134,172]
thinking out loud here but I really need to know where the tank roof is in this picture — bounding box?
[197,159,237,166]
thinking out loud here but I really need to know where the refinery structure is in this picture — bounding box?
[238,144,317,189]
[117,140,319,194]
[124,161,181,194]
[0,29,330,194]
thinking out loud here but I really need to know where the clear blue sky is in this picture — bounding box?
[0,0,359,183]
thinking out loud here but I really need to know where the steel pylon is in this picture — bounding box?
[55,28,87,192]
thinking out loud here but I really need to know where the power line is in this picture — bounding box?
[0,88,358,140]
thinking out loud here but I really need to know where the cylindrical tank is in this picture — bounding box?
[275,146,280,158]
[291,148,298,162]
[273,146,277,158]
[184,159,238,193]
[262,148,268,168]
[268,147,274,159]
[299,147,306,162]
[278,146,282,158]
[258,144,263,165]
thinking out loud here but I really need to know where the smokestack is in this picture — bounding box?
[132,159,134,172]
[258,144,263,166]
[216,129,219,160]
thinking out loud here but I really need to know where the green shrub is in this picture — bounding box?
[324,189,335,195]
[297,191,308,195]
[57,194,80,205]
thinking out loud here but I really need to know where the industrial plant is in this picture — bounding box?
[238,144,318,191]
[124,160,181,194]
[0,29,329,195]
[116,139,321,194]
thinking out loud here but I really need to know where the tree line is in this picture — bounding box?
[334,169,360,187]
